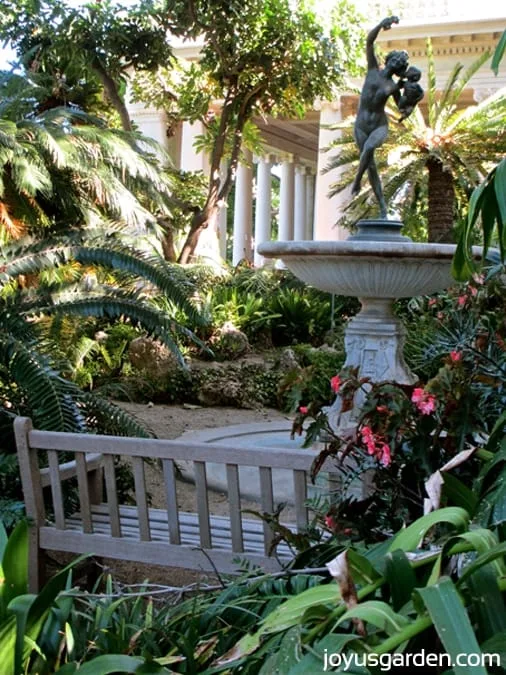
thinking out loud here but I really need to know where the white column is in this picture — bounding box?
[293,164,307,241]
[305,169,316,240]
[254,156,273,267]
[232,150,253,266]
[278,157,295,241]
[180,120,210,174]
[314,99,349,240]
[218,161,228,261]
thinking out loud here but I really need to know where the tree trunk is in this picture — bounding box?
[427,157,455,243]
[158,217,177,261]
[91,58,132,132]
[178,206,219,264]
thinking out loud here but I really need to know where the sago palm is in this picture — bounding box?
[0,231,204,434]
[327,43,506,242]
[0,73,174,241]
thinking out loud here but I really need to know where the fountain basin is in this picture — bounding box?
[257,240,461,298]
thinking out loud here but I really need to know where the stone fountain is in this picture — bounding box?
[257,219,467,433]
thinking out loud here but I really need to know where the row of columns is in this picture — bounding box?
[232,153,316,267]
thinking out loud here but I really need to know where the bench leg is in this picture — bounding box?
[28,526,46,593]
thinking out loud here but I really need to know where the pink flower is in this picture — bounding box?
[325,515,337,530]
[299,406,308,415]
[473,273,485,285]
[360,425,377,454]
[428,298,437,307]
[457,295,467,307]
[379,443,392,467]
[376,405,389,414]
[411,388,437,415]
[330,375,341,394]
[449,350,462,362]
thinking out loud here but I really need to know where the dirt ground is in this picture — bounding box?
[93,403,292,587]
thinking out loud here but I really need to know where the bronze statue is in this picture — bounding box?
[351,17,423,218]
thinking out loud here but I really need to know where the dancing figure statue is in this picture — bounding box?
[351,16,423,218]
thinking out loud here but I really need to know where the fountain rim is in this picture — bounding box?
[257,240,483,261]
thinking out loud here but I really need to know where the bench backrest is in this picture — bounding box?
[14,417,332,561]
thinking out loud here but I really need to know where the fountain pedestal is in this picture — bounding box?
[324,297,417,432]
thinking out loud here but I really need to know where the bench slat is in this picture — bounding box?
[194,461,211,548]
[132,457,150,542]
[259,466,274,555]
[75,453,93,534]
[103,455,121,538]
[226,464,243,553]
[293,469,308,530]
[163,459,180,545]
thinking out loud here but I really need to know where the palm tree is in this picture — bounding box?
[326,43,506,243]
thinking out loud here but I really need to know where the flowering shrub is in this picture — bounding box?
[291,271,506,537]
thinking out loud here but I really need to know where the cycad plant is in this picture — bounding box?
[326,42,506,242]
[0,231,203,435]
[0,70,173,242]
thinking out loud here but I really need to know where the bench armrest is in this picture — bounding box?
[39,453,103,488]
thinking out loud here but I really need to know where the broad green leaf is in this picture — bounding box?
[388,508,469,553]
[336,601,410,636]
[259,626,302,674]
[1,520,28,611]
[346,549,382,585]
[56,655,170,674]
[215,583,341,666]
[418,577,486,675]
[0,521,7,561]
[457,542,506,586]
[494,159,506,232]
[289,632,363,675]
[480,631,506,669]
[467,567,506,641]
[442,474,478,515]
[491,29,506,74]
[384,550,417,611]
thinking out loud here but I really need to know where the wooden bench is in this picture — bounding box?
[14,417,332,592]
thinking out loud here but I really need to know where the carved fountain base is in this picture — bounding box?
[324,297,417,434]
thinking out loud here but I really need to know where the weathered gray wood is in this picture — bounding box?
[39,527,283,574]
[28,430,336,472]
[14,417,45,592]
[103,455,121,537]
[75,453,93,534]
[39,453,103,487]
[293,470,308,530]
[194,461,211,548]
[259,466,275,556]
[47,450,65,530]
[162,459,180,545]
[226,464,243,553]
[132,457,150,542]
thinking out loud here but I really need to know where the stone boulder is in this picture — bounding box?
[128,336,181,382]
[210,321,250,360]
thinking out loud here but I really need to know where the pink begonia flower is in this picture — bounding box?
[325,515,337,530]
[428,298,437,307]
[450,350,462,362]
[330,375,341,394]
[469,285,477,297]
[412,388,436,415]
[457,295,467,307]
[299,406,308,414]
[379,443,391,467]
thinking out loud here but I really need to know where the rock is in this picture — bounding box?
[128,336,181,381]
[211,321,250,360]
[278,347,300,371]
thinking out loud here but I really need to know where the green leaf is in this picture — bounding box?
[457,542,506,587]
[384,550,417,611]
[466,567,506,641]
[418,577,486,675]
[56,655,170,674]
[480,631,506,669]
[388,508,469,553]
[0,520,28,617]
[336,600,410,636]
[491,29,506,75]
[289,633,363,674]
[442,474,478,515]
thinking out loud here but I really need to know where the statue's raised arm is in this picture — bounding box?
[351,17,410,219]
[366,16,399,70]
